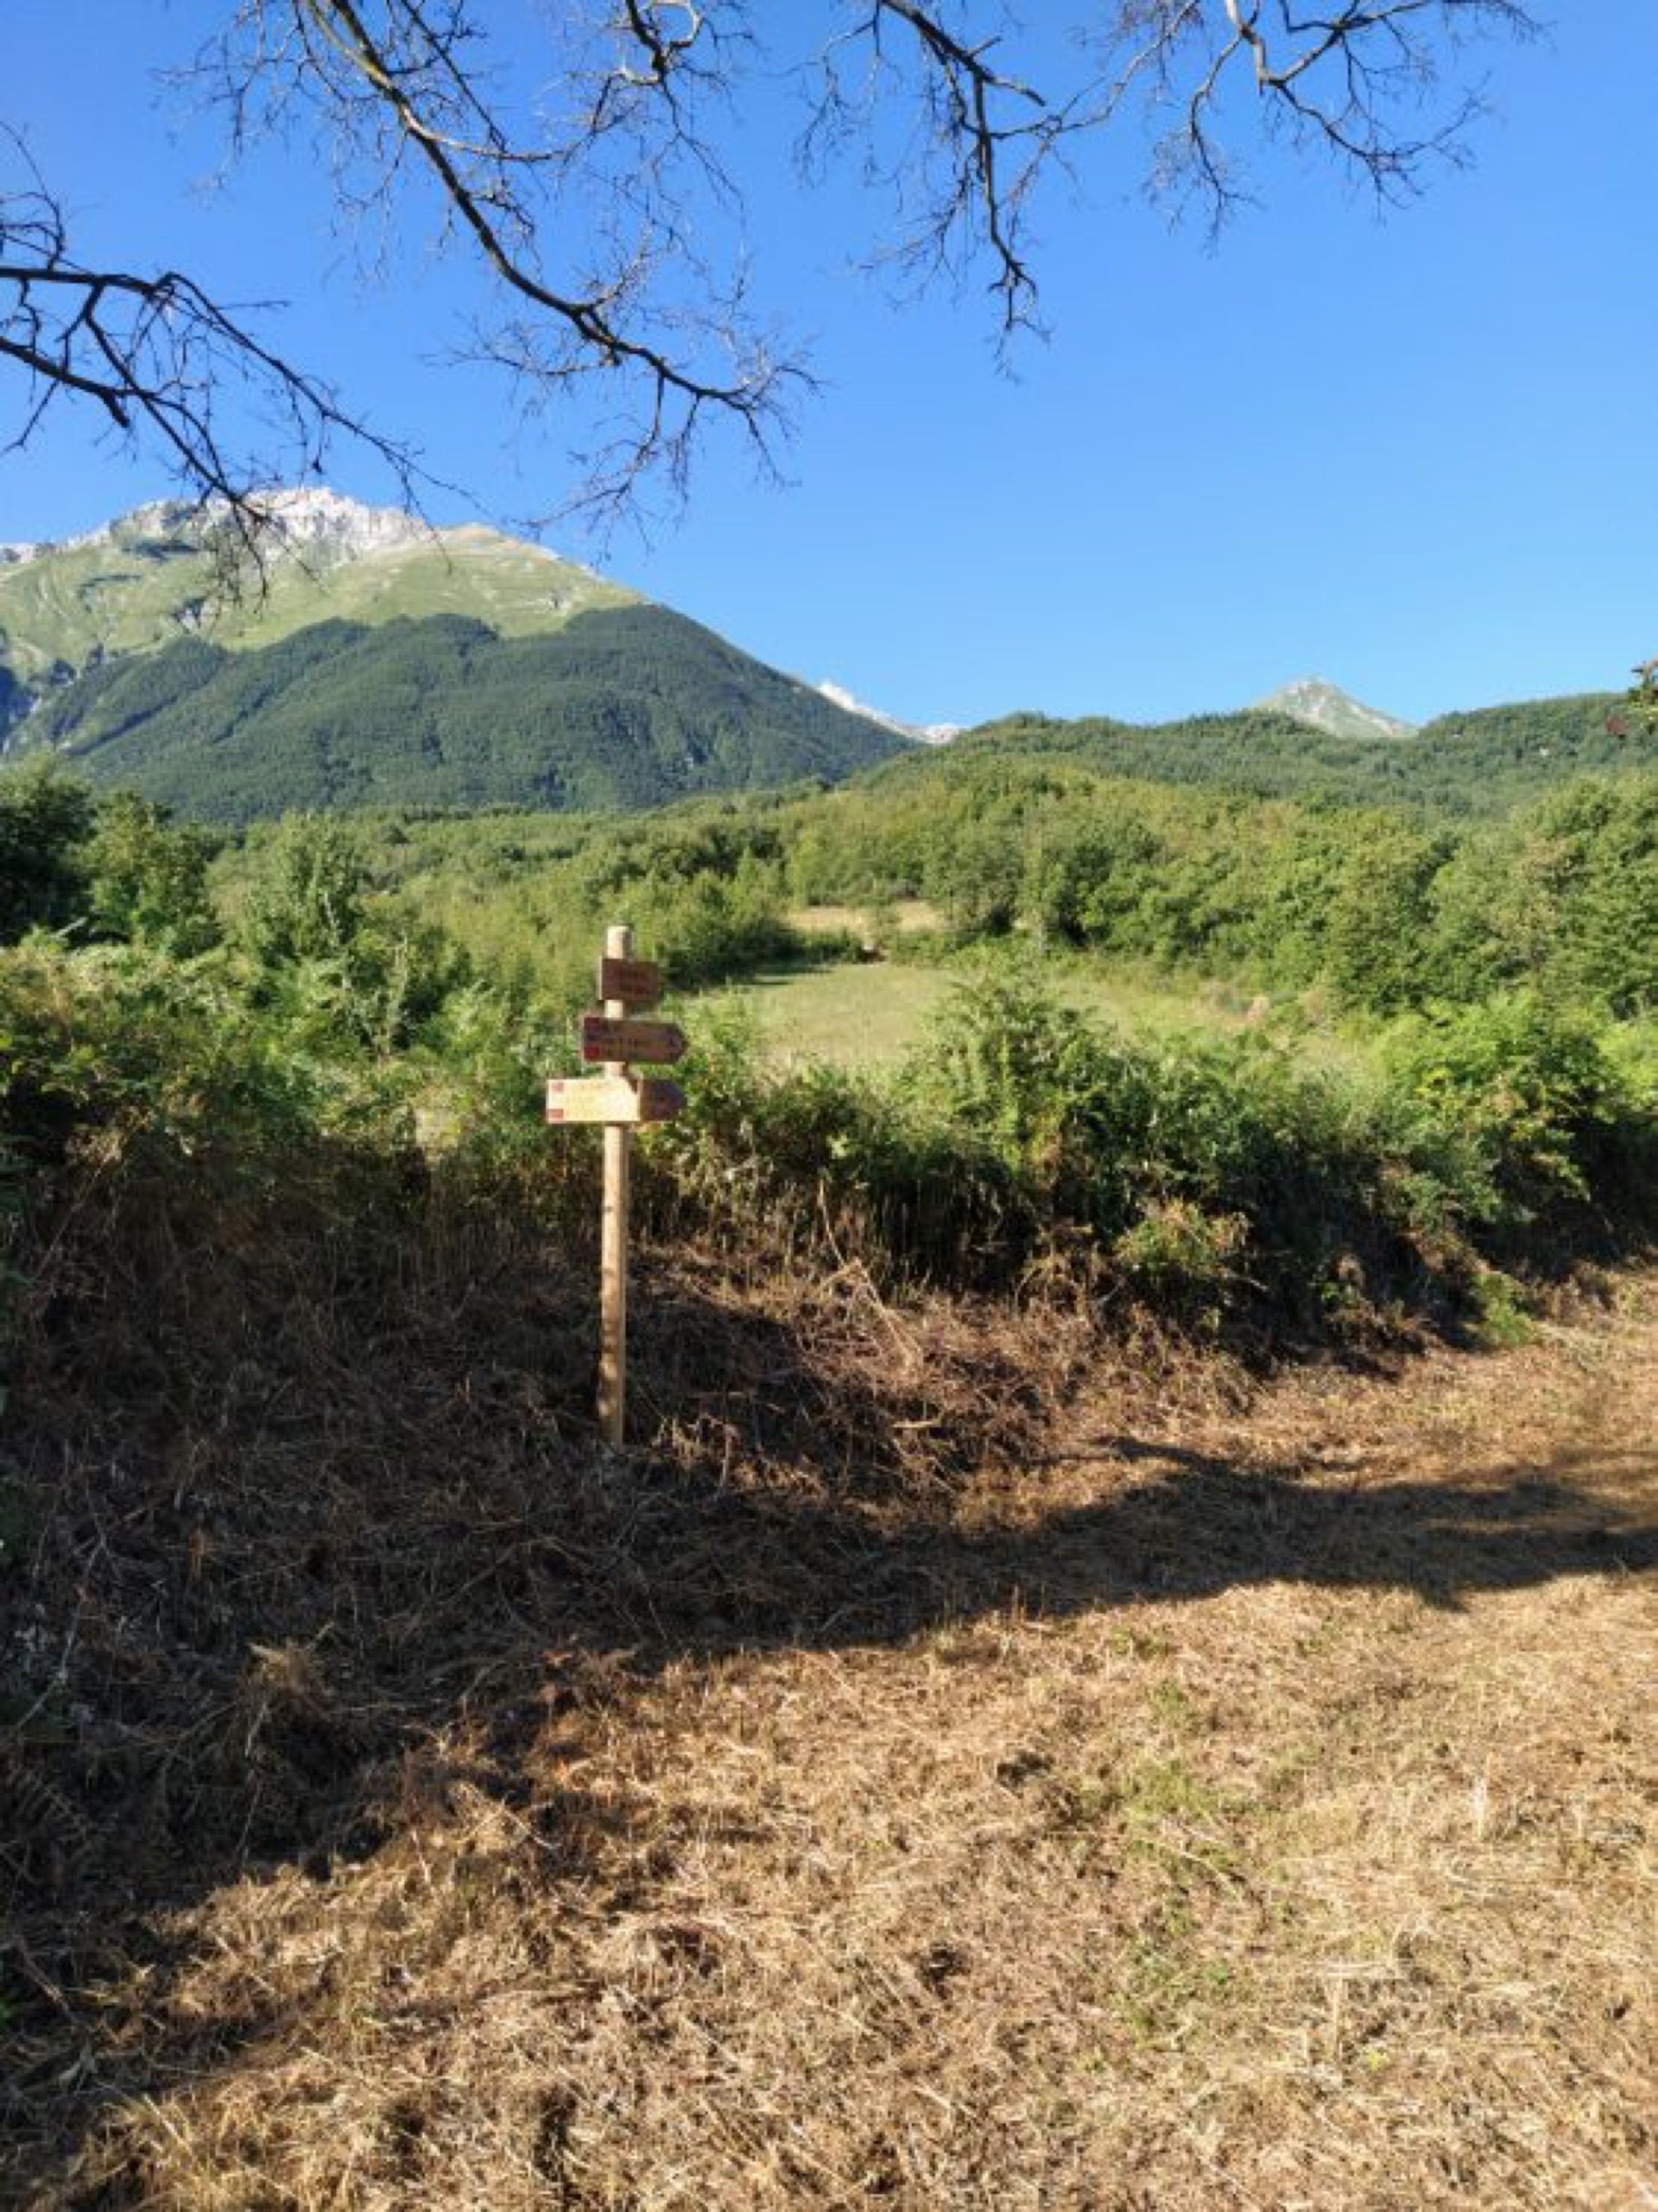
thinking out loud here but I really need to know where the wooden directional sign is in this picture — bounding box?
[545,925,693,1448]
[597,955,662,1008]
[546,1075,686,1126]
[547,1076,636,1125]
[579,1013,687,1066]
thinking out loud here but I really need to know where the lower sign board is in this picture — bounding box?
[579,1013,688,1065]
[547,1075,686,1126]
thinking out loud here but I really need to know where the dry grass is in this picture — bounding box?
[3,1162,1654,2210]
[788,901,942,939]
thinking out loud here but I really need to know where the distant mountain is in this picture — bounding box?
[0,492,906,818]
[1255,677,1417,743]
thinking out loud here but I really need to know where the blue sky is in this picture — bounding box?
[5,3,1655,729]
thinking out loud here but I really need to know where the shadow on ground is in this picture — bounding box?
[4,1213,1653,2204]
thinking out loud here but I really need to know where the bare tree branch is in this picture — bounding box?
[3,4,1539,531]
[0,126,428,578]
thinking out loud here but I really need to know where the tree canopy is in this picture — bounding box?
[3,2,1535,539]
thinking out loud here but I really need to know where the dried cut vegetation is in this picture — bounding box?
[3,1149,1655,2209]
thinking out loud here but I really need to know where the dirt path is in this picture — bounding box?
[15,1279,1657,2210]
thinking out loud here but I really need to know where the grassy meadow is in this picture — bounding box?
[700,943,1273,1068]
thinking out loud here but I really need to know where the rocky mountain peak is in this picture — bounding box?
[1256,676,1417,743]
[250,486,429,561]
[7,488,430,572]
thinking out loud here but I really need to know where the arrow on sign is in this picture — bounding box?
[546,1075,687,1126]
[579,1013,688,1066]
[634,1078,686,1124]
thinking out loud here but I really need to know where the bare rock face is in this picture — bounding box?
[1256,675,1418,743]
[252,487,429,563]
[12,489,427,572]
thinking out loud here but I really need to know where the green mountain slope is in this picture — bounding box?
[22,607,906,820]
[0,494,634,693]
[1,491,904,818]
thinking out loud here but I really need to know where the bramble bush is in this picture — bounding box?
[241,813,471,1054]
[642,966,1656,1330]
[1383,990,1657,1225]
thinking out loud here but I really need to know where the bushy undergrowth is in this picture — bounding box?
[642,967,1656,1336]
[4,923,1655,1365]
[3,774,1655,1366]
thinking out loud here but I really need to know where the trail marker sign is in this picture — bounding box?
[579,1014,687,1066]
[597,955,662,1008]
[546,927,690,1445]
[546,1075,687,1126]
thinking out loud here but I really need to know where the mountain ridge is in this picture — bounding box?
[0,490,638,706]
[0,492,1642,823]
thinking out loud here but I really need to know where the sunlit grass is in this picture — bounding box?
[698,956,1280,1068]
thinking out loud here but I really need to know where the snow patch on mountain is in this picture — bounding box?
[816,680,958,745]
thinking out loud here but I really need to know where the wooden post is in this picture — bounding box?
[598,923,632,1445]
[547,928,680,1444]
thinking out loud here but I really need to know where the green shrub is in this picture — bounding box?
[642,1006,1034,1284]
[242,813,372,969]
[1111,1203,1249,1331]
[85,793,221,955]
[242,813,471,1052]
[0,765,96,943]
[1384,991,1655,1223]
[0,941,369,1176]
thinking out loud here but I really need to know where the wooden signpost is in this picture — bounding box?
[545,926,687,1445]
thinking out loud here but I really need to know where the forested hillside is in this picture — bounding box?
[18,607,905,819]
[941,692,1636,812]
[301,743,1656,1028]
[17,649,1641,825]
[0,494,907,819]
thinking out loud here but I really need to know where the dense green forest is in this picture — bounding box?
[16,606,904,820]
[276,745,1658,1026]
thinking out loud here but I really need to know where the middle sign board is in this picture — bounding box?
[579,1014,688,1066]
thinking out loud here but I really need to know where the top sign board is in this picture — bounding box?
[597,955,662,1008]
[579,1013,688,1065]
